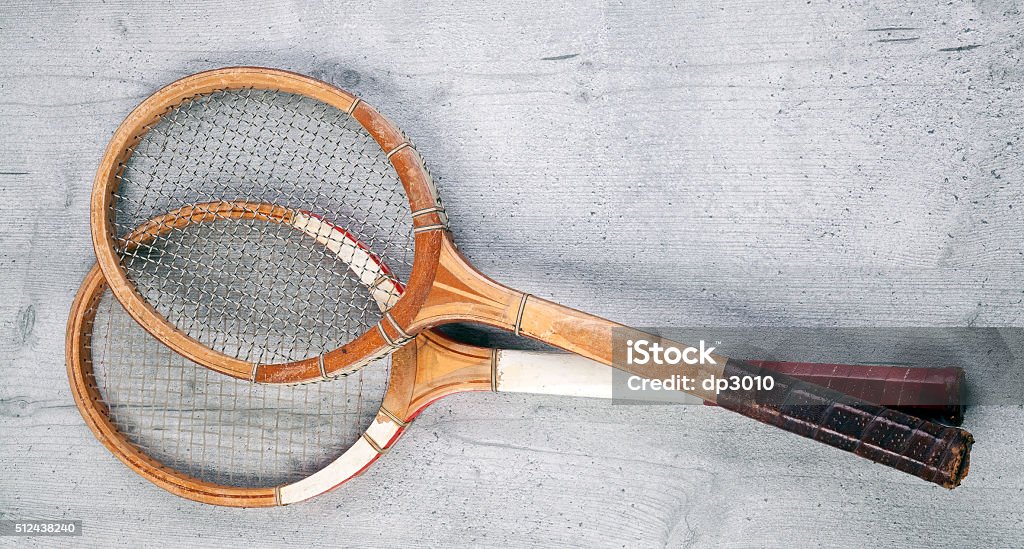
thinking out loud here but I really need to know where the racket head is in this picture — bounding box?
[90,67,449,382]
[67,264,423,507]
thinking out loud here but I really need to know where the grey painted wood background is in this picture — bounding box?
[2,1,1022,547]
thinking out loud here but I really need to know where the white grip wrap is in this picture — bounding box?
[495,350,615,399]
[496,350,707,405]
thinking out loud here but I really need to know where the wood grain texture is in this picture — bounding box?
[1,0,1022,546]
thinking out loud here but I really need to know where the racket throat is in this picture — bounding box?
[411,236,628,370]
[412,236,527,333]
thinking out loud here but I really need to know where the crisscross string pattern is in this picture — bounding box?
[82,287,390,488]
[112,88,413,366]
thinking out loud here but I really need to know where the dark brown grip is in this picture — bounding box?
[715,359,973,488]
[747,361,966,425]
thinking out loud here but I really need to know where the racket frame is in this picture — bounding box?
[90,67,448,382]
[67,265,487,506]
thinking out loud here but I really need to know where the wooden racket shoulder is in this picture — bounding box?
[408,235,526,333]
[384,329,493,421]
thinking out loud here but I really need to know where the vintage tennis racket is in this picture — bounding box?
[68,264,966,506]
[90,67,973,488]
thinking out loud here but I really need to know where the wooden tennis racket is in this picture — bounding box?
[89,67,973,488]
[68,264,966,506]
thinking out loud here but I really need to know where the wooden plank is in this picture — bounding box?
[1,0,1022,546]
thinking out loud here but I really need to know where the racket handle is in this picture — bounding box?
[715,359,973,488]
[427,254,974,487]
[739,362,966,425]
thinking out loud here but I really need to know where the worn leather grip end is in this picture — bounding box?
[748,362,966,425]
[717,359,973,488]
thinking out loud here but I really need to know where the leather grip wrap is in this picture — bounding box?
[716,359,973,488]
[747,362,966,425]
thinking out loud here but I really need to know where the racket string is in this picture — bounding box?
[85,289,389,487]
[117,222,352,363]
[110,88,414,365]
[120,89,412,260]
[117,215,383,364]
